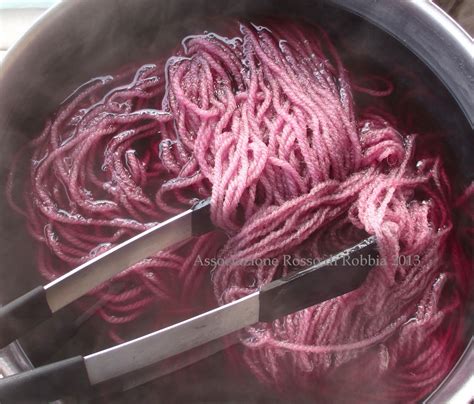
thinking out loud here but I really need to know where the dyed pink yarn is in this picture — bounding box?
[7,21,473,402]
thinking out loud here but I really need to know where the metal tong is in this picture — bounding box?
[0,199,377,402]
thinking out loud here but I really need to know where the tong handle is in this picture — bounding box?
[0,286,52,348]
[0,356,91,403]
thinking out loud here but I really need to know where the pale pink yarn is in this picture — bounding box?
[8,21,472,402]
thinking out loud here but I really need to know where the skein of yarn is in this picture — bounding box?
[7,20,472,402]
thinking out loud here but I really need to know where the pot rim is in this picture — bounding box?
[327,0,473,128]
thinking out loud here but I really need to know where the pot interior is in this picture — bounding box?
[0,0,472,402]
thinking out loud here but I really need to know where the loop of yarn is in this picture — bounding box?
[8,20,472,402]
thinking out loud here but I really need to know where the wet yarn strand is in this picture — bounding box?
[7,20,472,402]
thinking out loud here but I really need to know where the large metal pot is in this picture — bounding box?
[0,0,472,402]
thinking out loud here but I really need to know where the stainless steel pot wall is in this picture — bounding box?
[329,0,473,127]
[0,0,472,402]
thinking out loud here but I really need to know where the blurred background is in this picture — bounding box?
[0,0,473,63]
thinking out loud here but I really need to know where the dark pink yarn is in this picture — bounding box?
[7,21,473,402]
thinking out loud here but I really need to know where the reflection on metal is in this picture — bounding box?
[423,338,474,404]
[44,207,196,313]
[0,1,57,10]
[85,292,260,385]
[0,342,32,379]
[327,0,473,127]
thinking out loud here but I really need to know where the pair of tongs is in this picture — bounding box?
[0,199,377,402]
